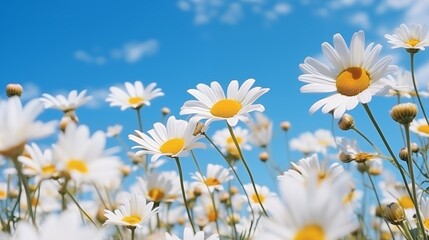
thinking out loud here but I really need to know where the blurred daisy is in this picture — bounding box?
[135,171,180,203]
[0,182,7,200]
[247,112,273,148]
[243,183,278,213]
[384,69,429,98]
[18,143,56,179]
[410,118,429,137]
[13,211,104,240]
[313,129,335,154]
[0,97,56,158]
[299,30,396,118]
[289,132,321,155]
[180,78,269,127]
[258,172,358,240]
[52,123,122,186]
[212,126,251,159]
[165,226,219,240]
[191,163,232,192]
[106,81,164,110]
[106,124,123,138]
[418,197,429,232]
[129,116,206,162]
[385,23,429,51]
[39,90,92,112]
[104,192,158,229]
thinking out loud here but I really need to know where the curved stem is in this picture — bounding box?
[12,157,35,225]
[65,188,98,228]
[226,123,268,216]
[174,157,196,234]
[404,124,426,239]
[352,127,383,155]
[409,52,429,125]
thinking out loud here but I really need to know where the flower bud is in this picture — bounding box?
[6,83,23,97]
[280,121,290,132]
[390,103,417,125]
[338,113,354,131]
[399,147,409,161]
[383,202,405,225]
[259,151,269,162]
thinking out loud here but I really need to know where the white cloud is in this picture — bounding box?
[376,0,412,14]
[348,12,371,29]
[220,3,243,24]
[85,88,109,109]
[177,0,191,11]
[21,82,41,101]
[416,60,429,88]
[403,0,429,25]
[112,40,159,63]
[74,50,106,65]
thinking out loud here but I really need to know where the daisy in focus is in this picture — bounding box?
[106,81,164,110]
[39,89,92,113]
[385,23,429,51]
[180,78,269,128]
[299,30,397,118]
[165,226,219,240]
[103,192,159,228]
[0,97,57,158]
[128,116,206,162]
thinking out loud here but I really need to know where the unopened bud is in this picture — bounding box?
[399,147,409,161]
[280,121,290,132]
[259,151,269,162]
[390,103,417,125]
[384,202,405,225]
[6,83,23,97]
[161,107,170,116]
[357,162,369,173]
[411,143,419,153]
[339,152,353,163]
[193,122,205,136]
[338,114,354,131]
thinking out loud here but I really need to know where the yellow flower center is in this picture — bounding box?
[424,219,429,230]
[336,67,371,96]
[226,136,242,144]
[343,189,355,205]
[294,224,326,240]
[399,196,414,209]
[251,193,265,203]
[407,38,420,47]
[354,152,374,162]
[128,97,144,106]
[417,125,429,135]
[41,164,56,175]
[210,99,242,118]
[0,190,6,199]
[159,138,185,155]
[207,208,218,222]
[67,159,88,174]
[318,172,326,183]
[205,177,221,186]
[148,188,165,202]
[122,215,142,225]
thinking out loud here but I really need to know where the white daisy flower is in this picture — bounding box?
[314,129,335,154]
[103,192,159,228]
[52,123,122,186]
[135,171,180,203]
[257,171,359,240]
[18,143,56,179]
[243,183,278,213]
[106,81,164,110]
[0,182,7,200]
[0,97,56,158]
[299,30,396,118]
[410,118,429,137]
[418,197,429,232]
[247,112,273,148]
[165,227,219,240]
[180,78,269,128]
[191,163,233,192]
[385,23,429,51]
[212,126,251,159]
[289,132,321,155]
[13,211,105,240]
[39,89,92,112]
[383,69,429,98]
[128,116,206,162]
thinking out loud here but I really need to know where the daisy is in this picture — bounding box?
[384,69,429,98]
[418,197,429,232]
[247,112,273,148]
[106,81,164,110]
[106,124,123,138]
[18,143,57,179]
[52,123,122,186]
[180,78,269,128]
[212,126,251,159]
[299,30,396,118]
[257,171,358,240]
[103,192,159,229]
[0,182,7,200]
[128,116,206,162]
[39,89,92,112]
[243,183,278,213]
[134,171,180,203]
[289,132,321,155]
[410,118,429,137]
[191,163,233,192]
[0,97,56,158]
[165,226,219,240]
[385,23,429,51]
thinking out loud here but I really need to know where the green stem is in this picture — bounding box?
[12,157,35,225]
[409,52,429,125]
[404,124,426,239]
[130,226,136,240]
[174,157,196,234]
[226,123,268,216]
[362,103,414,202]
[352,127,382,155]
[65,188,98,228]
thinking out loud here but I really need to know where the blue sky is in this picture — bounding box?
[1,0,429,188]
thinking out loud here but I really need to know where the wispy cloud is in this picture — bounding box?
[74,50,106,65]
[111,40,159,63]
[85,88,109,109]
[75,39,159,65]
[177,0,293,25]
[21,82,42,101]
[348,12,371,29]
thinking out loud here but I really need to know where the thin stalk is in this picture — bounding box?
[11,157,35,225]
[174,157,196,234]
[409,52,429,125]
[130,226,136,240]
[226,123,268,216]
[65,188,98,228]
[404,124,426,239]
[352,127,382,155]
